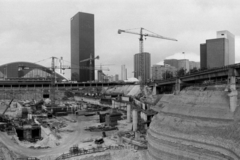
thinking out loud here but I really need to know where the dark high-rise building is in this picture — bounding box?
[71,12,94,82]
[200,44,207,69]
[200,30,235,69]
[134,52,151,82]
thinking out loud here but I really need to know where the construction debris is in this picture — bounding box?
[0,85,149,159]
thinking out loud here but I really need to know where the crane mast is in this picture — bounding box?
[2,99,14,116]
[51,57,57,108]
[139,28,144,53]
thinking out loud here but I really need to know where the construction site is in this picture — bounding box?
[1,27,240,160]
[1,76,240,160]
[1,2,240,159]
[0,23,239,160]
[0,84,156,160]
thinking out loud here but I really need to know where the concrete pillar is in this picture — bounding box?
[127,104,131,123]
[229,76,236,90]
[135,131,140,140]
[112,100,115,108]
[152,84,157,95]
[228,76,238,112]
[132,109,138,131]
[228,90,238,112]
[175,78,181,94]
[117,136,123,144]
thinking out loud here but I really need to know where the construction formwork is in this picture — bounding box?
[105,112,122,127]
[15,125,41,141]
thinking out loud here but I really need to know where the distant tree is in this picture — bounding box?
[199,67,207,71]
[189,67,198,73]
[65,91,74,97]
[162,70,173,79]
[176,68,186,77]
[71,72,79,81]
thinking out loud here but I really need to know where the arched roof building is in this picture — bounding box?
[0,62,67,81]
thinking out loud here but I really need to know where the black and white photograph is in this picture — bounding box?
[0,0,240,159]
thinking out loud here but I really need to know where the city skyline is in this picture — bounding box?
[1,0,240,80]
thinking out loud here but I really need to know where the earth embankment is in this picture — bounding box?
[148,85,240,160]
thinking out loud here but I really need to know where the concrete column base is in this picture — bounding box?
[127,104,131,123]
[175,79,181,94]
[228,90,238,112]
[135,131,140,140]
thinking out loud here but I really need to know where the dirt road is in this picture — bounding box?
[0,115,103,158]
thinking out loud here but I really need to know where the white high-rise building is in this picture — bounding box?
[217,30,235,65]
[200,30,235,69]
[121,65,127,80]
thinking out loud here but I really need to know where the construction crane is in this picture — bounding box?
[0,99,14,132]
[95,64,114,74]
[1,99,14,120]
[118,28,177,53]
[118,28,177,89]
[79,54,100,82]
[25,57,108,107]
[2,99,14,116]
[61,66,110,72]
[60,65,109,83]
[96,64,114,70]
[49,56,107,108]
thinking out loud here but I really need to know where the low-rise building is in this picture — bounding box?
[152,64,177,80]
[164,59,200,72]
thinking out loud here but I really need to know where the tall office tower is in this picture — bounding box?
[200,44,207,69]
[71,12,94,82]
[121,65,127,80]
[200,30,235,69]
[134,52,151,82]
[217,31,235,65]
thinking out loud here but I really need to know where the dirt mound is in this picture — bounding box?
[0,141,24,160]
[147,85,240,160]
[154,85,234,120]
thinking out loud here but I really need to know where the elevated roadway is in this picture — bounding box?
[0,81,136,89]
[154,63,240,86]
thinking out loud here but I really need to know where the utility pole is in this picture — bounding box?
[51,57,57,108]
[89,54,93,83]
[139,28,144,88]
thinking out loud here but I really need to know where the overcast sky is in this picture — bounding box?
[0,0,240,79]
